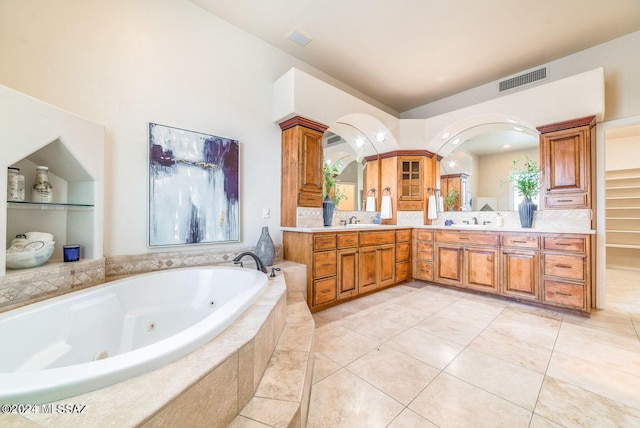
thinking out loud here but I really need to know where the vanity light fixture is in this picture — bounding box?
[451,138,461,145]
[375,132,385,142]
[513,126,524,132]
[441,132,451,139]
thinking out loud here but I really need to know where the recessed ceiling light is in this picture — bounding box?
[286,30,312,47]
[513,126,524,132]
[441,132,451,139]
[451,138,461,145]
[325,159,332,165]
[375,132,385,142]
[507,118,518,124]
[503,144,511,149]
[448,161,456,168]
[355,137,364,148]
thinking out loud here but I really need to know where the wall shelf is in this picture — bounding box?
[7,201,94,211]
[605,169,640,267]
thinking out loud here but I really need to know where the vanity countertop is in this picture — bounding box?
[280,225,595,234]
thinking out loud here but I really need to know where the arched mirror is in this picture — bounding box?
[439,123,539,211]
[322,122,378,211]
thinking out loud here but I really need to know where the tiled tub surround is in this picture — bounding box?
[0,244,283,313]
[2,271,316,428]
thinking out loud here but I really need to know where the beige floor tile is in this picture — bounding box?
[307,369,404,428]
[556,319,640,353]
[255,350,309,402]
[445,348,544,411]
[346,344,439,405]
[275,322,315,352]
[239,397,299,428]
[367,301,432,326]
[227,415,271,428]
[387,409,437,428]
[535,377,640,427]
[469,330,552,373]
[450,296,507,316]
[486,316,559,349]
[413,312,485,346]
[343,312,411,343]
[389,327,464,369]
[312,351,341,384]
[506,301,564,321]
[499,306,563,330]
[409,373,531,428]
[393,289,460,313]
[547,351,640,409]
[529,414,563,428]
[555,325,640,377]
[563,308,637,336]
[314,326,379,367]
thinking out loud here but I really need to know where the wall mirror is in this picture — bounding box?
[322,122,378,211]
[438,122,539,211]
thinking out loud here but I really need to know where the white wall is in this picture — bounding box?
[606,135,640,171]
[0,0,348,256]
[402,30,640,121]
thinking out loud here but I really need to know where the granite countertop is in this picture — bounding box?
[280,225,595,234]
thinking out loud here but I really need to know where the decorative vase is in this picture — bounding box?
[518,196,536,228]
[322,195,335,226]
[255,226,275,267]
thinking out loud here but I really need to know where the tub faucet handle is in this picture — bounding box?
[233,260,243,268]
[270,267,281,278]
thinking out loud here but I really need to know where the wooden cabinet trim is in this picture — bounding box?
[536,116,596,134]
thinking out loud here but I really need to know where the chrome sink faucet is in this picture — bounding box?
[472,217,478,225]
[349,216,359,224]
[232,252,267,273]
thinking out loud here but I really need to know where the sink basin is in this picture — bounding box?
[448,224,490,229]
[345,223,381,228]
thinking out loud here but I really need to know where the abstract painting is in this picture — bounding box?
[148,123,239,247]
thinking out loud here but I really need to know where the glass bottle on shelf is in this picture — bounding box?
[7,167,26,201]
[32,166,53,203]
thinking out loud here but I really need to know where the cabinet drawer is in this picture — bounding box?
[395,261,411,281]
[416,242,433,261]
[414,261,433,281]
[543,280,584,309]
[313,251,337,278]
[398,200,422,211]
[435,230,499,247]
[313,277,337,306]
[544,254,585,281]
[298,191,322,207]
[314,234,336,251]
[337,233,359,248]
[396,242,411,262]
[396,229,412,243]
[545,194,587,209]
[360,231,395,246]
[502,234,540,249]
[416,230,433,242]
[543,236,586,253]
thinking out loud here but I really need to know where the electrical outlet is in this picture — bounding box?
[262,207,270,219]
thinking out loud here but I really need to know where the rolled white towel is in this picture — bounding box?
[26,231,54,242]
[427,195,438,220]
[380,195,393,219]
[437,196,444,212]
[365,196,376,212]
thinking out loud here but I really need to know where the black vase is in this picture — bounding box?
[518,196,536,228]
[323,195,335,226]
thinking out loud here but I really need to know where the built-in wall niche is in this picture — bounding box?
[6,139,96,263]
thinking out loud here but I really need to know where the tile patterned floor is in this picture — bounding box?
[307,270,640,427]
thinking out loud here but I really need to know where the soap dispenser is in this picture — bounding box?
[496,212,504,227]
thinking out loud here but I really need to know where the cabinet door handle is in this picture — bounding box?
[555,291,572,296]
[513,240,528,243]
[556,243,572,246]
[321,263,333,267]
[458,237,469,240]
[555,264,572,269]
[321,289,331,294]
[557,199,572,202]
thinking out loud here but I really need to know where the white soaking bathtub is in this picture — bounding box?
[0,266,268,404]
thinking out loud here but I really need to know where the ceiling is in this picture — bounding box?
[188,0,640,113]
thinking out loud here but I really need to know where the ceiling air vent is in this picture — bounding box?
[498,65,549,94]
[327,134,343,145]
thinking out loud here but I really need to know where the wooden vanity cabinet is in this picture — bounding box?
[501,234,540,301]
[359,231,395,291]
[541,234,590,311]
[279,117,328,227]
[337,233,359,299]
[538,116,595,210]
[395,229,412,282]
[413,229,434,281]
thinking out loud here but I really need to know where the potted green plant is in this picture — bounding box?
[507,155,540,228]
[322,161,347,226]
[443,188,460,211]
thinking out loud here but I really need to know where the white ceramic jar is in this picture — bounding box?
[7,167,25,201]
[32,166,53,203]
